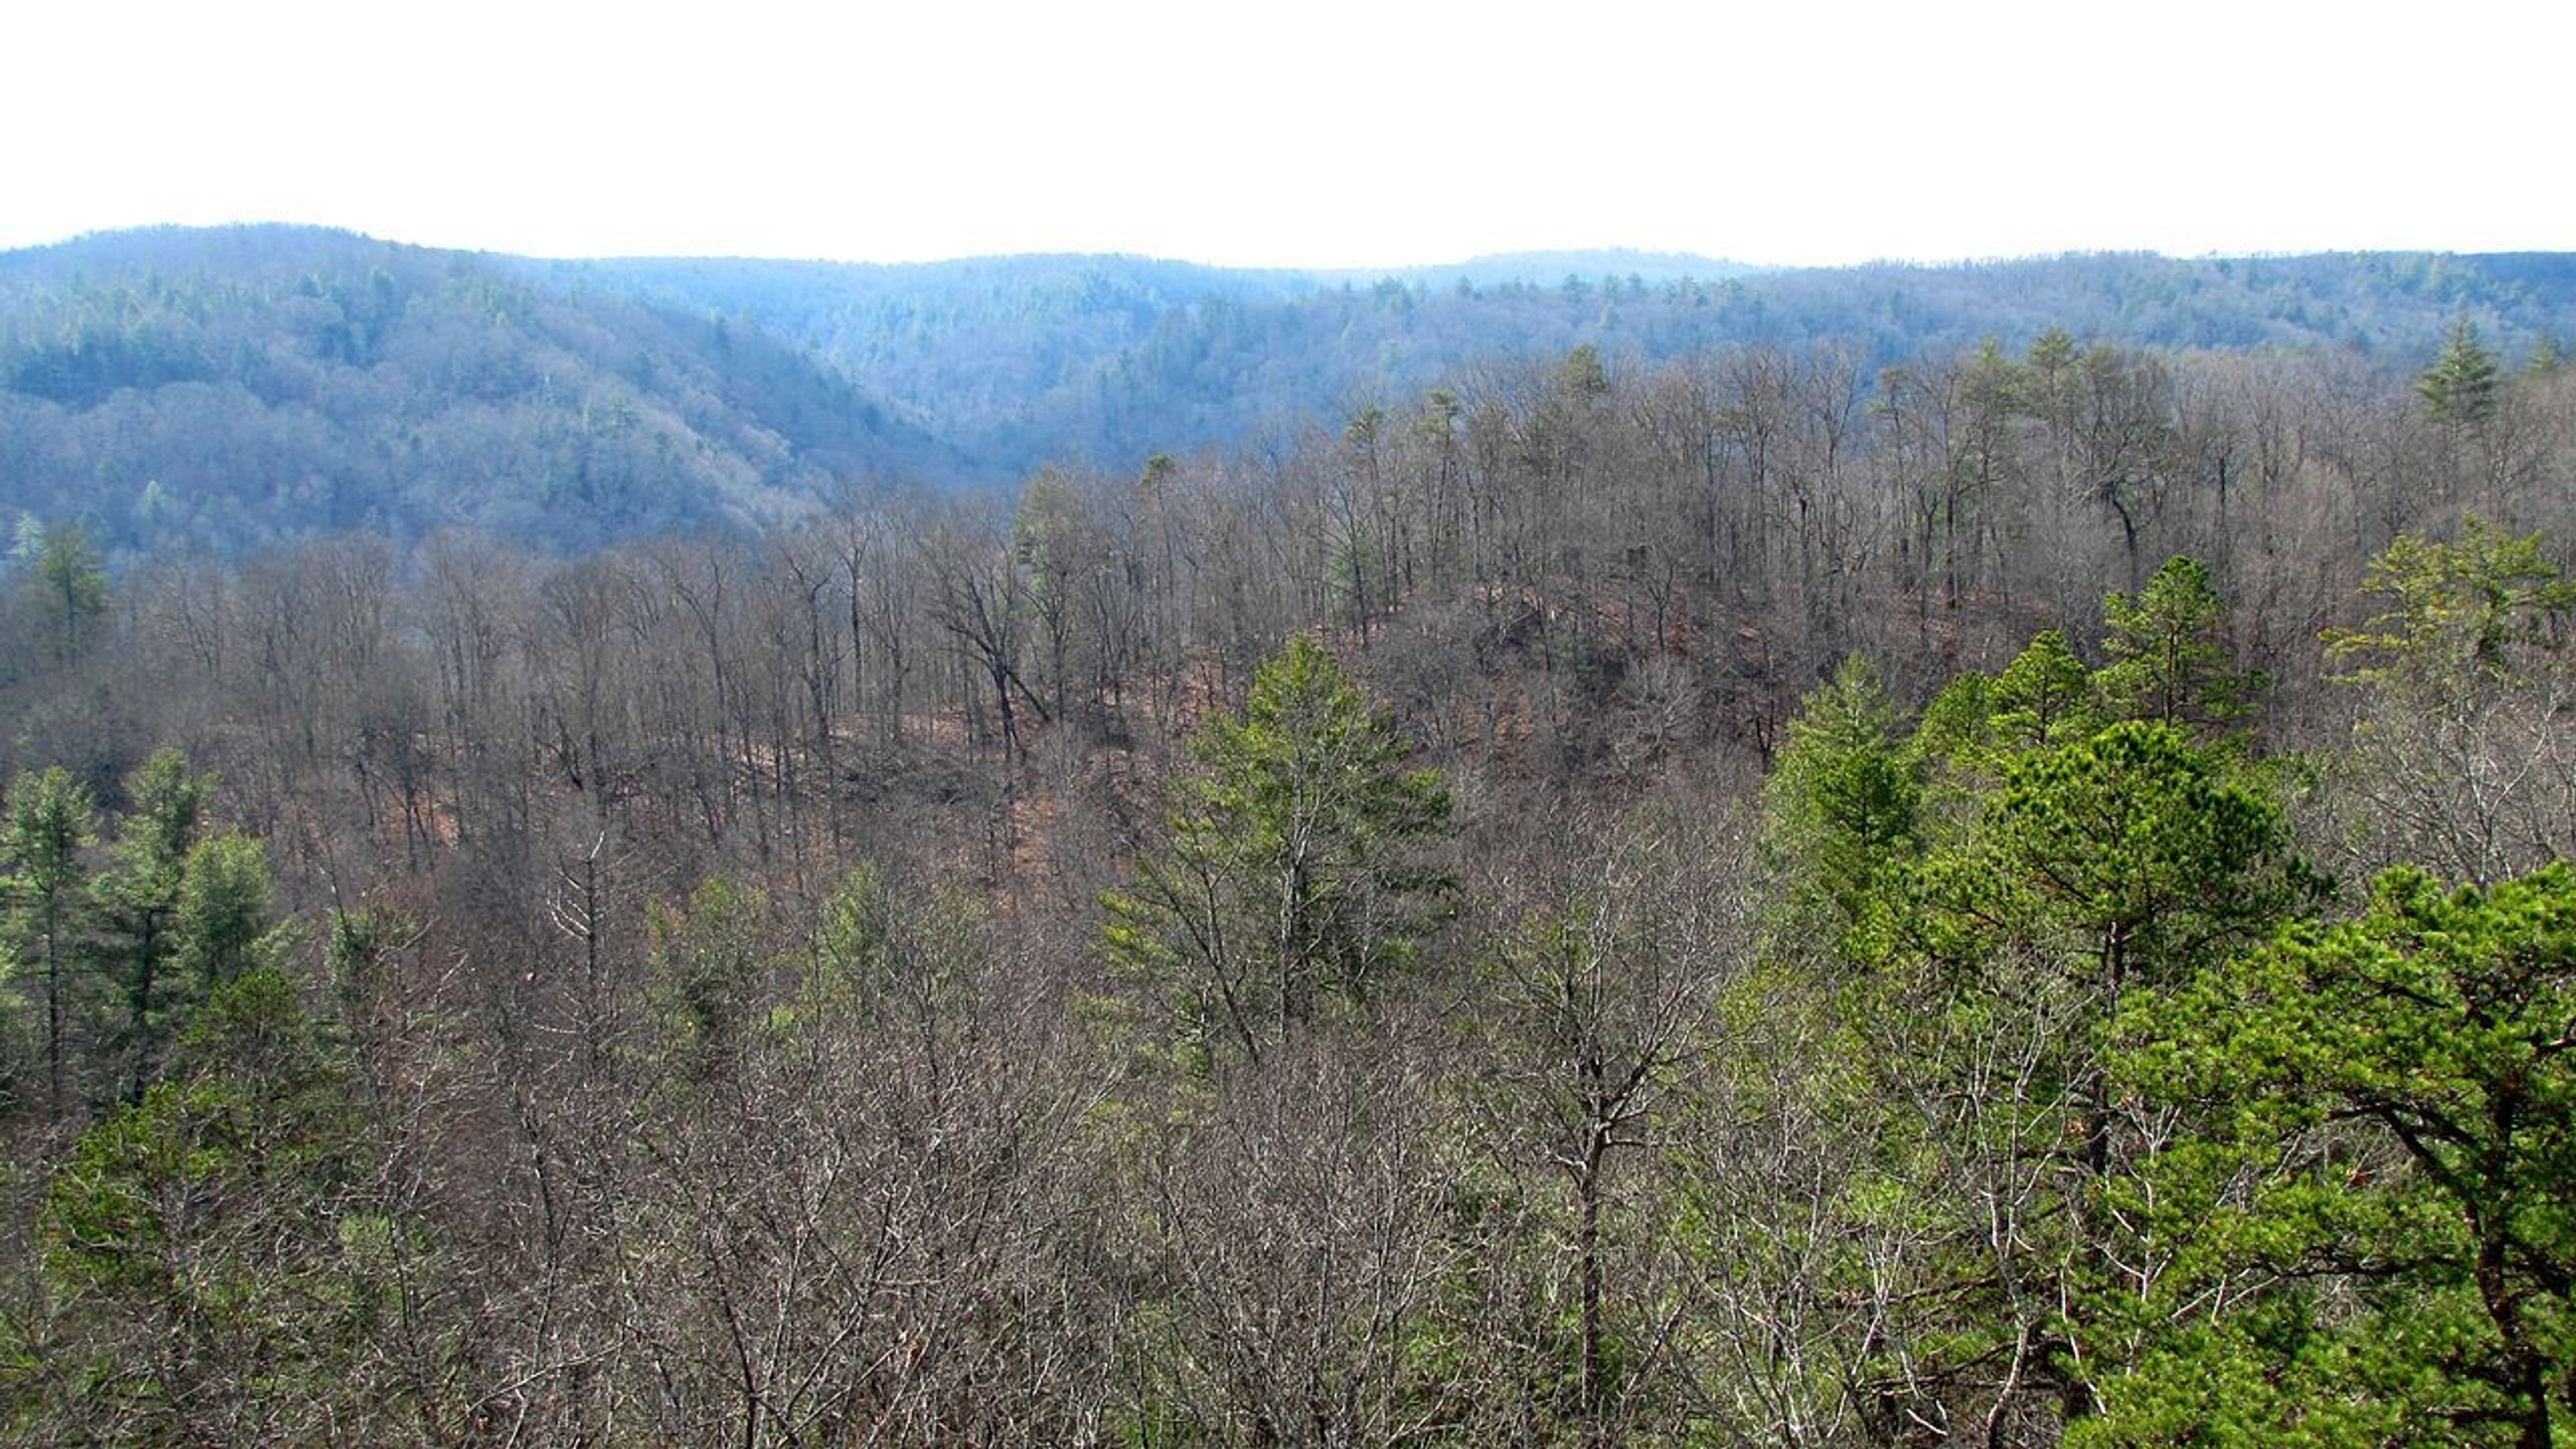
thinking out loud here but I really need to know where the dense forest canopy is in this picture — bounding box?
[3,225,2576,1445]
[0,227,959,556]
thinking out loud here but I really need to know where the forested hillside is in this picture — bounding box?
[559,246,2576,474]
[7,227,2573,566]
[5,288,2576,1444]
[0,227,958,557]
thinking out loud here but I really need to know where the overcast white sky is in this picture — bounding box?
[3,0,2561,269]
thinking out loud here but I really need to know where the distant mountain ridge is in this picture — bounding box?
[4,226,2573,557]
[0,226,958,556]
[544,244,2576,477]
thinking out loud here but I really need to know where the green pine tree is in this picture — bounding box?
[2094,557,2265,735]
[1102,633,1451,1067]
[91,749,209,1102]
[2099,863,2576,1447]
[2419,318,2502,425]
[33,523,108,667]
[5,766,97,1120]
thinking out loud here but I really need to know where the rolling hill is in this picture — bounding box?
[0,226,961,557]
[5,226,2574,556]
[557,246,2576,476]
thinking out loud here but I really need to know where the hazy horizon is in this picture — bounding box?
[7,1,2561,273]
[11,219,2559,279]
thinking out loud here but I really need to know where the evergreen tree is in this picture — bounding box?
[1860,719,2311,1432]
[2101,863,2576,1447]
[1763,654,1920,944]
[1825,580,2302,1435]
[32,523,108,667]
[2094,557,2265,735]
[36,968,403,1442]
[5,766,97,1121]
[172,831,282,996]
[90,749,209,1102]
[2420,318,2503,425]
[2326,517,2576,698]
[1102,633,1451,1067]
[2324,520,2576,881]
[1991,629,2099,751]
[651,874,769,1081]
